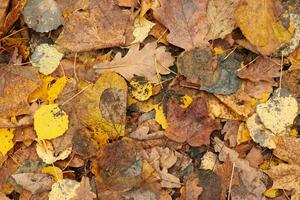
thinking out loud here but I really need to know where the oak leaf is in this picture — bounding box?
[71,177,96,200]
[56,0,133,52]
[153,0,210,50]
[165,96,217,147]
[94,42,174,83]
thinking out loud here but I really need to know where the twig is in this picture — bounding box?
[278,53,284,97]
[73,52,79,82]
[60,83,92,106]
[228,162,236,200]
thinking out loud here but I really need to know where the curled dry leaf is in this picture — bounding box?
[56,0,133,52]
[23,0,63,32]
[153,0,210,50]
[94,42,174,83]
[235,0,292,55]
[165,96,218,147]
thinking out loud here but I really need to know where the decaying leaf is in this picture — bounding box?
[256,89,298,135]
[129,76,153,101]
[48,179,79,200]
[56,0,133,52]
[0,65,40,117]
[122,188,157,200]
[132,16,155,44]
[11,173,54,194]
[198,169,221,200]
[165,96,217,146]
[72,130,98,158]
[23,0,63,32]
[94,42,174,83]
[273,136,300,166]
[235,0,292,55]
[153,0,210,50]
[34,104,69,140]
[200,151,218,170]
[71,177,96,200]
[0,128,14,156]
[282,69,300,100]
[221,120,240,147]
[76,71,127,139]
[41,166,63,181]
[206,0,240,40]
[179,175,203,200]
[31,44,64,75]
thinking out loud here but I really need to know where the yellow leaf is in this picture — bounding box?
[42,166,63,181]
[264,188,281,198]
[47,76,68,103]
[154,104,168,129]
[140,0,160,17]
[237,122,251,144]
[179,95,193,108]
[290,128,298,137]
[76,71,127,139]
[36,141,72,164]
[0,128,14,156]
[129,76,153,101]
[132,16,155,43]
[213,47,225,55]
[34,104,69,140]
[29,75,54,102]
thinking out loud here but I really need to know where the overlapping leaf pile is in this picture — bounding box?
[0,0,300,199]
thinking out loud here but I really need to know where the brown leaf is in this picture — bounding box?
[94,42,174,83]
[273,136,300,166]
[179,175,203,200]
[71,177,96,200]
[206,0,240,40]
[153,0,210,50]
[11,173,54,194]
[0,65,40,117]
[221,120,240,147]
[198,170,221,200]
[165,96,218,147]
[214,137,267,200]
[282,69,300,99]
[265,164,300,200]
[56,0,134,52]
[245,146,264,168]
[117,0,139,7]
[72,130,98,158]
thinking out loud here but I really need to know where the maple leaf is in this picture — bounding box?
[94,42,174,83]
[56,0,133,52]
[153,0,210,50]
[235,0,292,55]
[165,95,218,147]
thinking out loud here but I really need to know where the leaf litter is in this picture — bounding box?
[0,0,300,199]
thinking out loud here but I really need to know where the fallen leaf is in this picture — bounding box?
[117,0,139,7]
[179,175,203,200]
[245,146,264,168]
[265,164,300,200]
[140,0,160,17]
[76,71,127,139]
[56,0,89,17]
[72,130,98,158]
[206,0,240,40]
[282,69,300,100]
[236,122,251,145]
[31,44,64,75]
[122,188,157,200]
[198,169,221,200]
[153,0,210,50]
[235,0,292,55]
[94,42,174,83]
[0,128,14,156]
[165,96,218,146]
[11,173,54,194]
[34,104,69,140]
[41,166,63,181]
[23,0,63,32]
[129,76,153,101]
[48,179,79,200]
[273,136,300,166]
[221,120,240,147]
[56,0,133,52]
[256,89,298,135]
[0,65,40,117]
[149,22,169,45]
[214,137,267,200]
[200,151,218,170]
[36,142,72,164]
[70,177,96,200]
[132,16,155,44]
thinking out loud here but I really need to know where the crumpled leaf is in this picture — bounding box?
[56,0,133,52]
[256,89,298,135]
[165,95,217,147]
[0,128,14,156]
[36,142,72,164]
[206,0,240,40]
[153,0,210,50]
[0,65,40,117]
[132,16,155,44]
[34,104,69,140]
[48,179,79,200]
[177,48,241,95]
[214,137,267,200]
[94,42,174,83]
[11,173,54,194]
[235,0,292,55]
[23,0,63,32]
[76,71,127,139]
[70,177,96,200]
[31,44,64,75]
